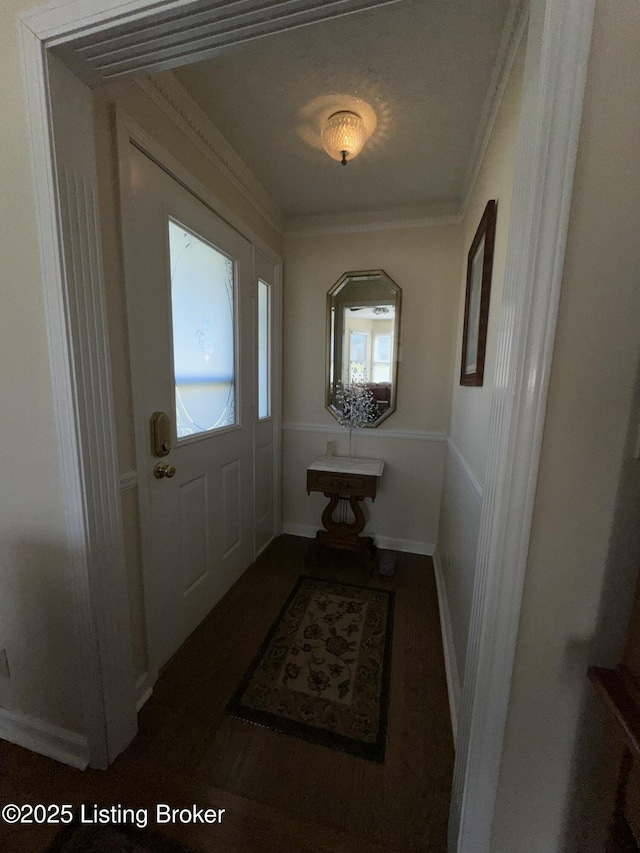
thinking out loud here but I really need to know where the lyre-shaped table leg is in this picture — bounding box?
[316,492,375,564]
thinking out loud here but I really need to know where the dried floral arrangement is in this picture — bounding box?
[334,380,379,455]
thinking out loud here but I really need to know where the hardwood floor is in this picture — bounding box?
[0,535,453,852]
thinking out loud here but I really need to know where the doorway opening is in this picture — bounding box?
[19,1,596,849]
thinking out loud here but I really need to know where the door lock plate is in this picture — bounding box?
[150,411,172,457]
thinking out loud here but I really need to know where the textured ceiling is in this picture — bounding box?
[172,0,513,220]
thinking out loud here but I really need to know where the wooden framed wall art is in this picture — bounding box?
[460,199,497,386]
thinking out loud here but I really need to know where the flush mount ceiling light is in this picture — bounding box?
[321,110,367,165]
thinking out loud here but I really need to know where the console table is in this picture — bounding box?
[306,455,384,563]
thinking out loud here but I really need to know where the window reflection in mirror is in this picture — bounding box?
[326,270,401,426]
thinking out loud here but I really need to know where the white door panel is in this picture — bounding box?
[122,144,254,673]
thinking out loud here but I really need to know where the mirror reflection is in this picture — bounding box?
[326,270,401,426]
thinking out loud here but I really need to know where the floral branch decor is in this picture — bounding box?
[334,379,379,456]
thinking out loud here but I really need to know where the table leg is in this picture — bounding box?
[316,493,376,565]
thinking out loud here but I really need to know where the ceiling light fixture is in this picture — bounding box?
[321,110,367,165]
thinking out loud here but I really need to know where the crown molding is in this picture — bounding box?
[460,0,530,218]
[285,205,462,237]
[136,72,286,234]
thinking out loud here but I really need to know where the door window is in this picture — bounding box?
[257,279,271,419]
[168,220,236,438]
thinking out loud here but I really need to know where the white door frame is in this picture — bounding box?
[17,0,595,847]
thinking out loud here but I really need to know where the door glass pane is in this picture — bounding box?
[257,280,270,419]
[169,220,236,438]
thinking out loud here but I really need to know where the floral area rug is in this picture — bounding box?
[226,575,394,761]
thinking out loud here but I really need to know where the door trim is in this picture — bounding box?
[450,1,596,850]
[19,0,593,847]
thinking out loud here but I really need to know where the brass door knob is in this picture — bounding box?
[154,462,176,479]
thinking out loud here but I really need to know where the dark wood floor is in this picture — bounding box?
[0,535,453,852]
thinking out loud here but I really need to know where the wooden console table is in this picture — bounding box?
[306,455,384,563]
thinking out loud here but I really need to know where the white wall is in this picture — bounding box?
[490,1,640,849]
[282,224,461,553]
[436,41,525,684]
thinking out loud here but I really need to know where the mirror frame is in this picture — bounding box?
[325,269,402,427]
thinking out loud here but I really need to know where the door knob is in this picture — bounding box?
[154,462,176,479]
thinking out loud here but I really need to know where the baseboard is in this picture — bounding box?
[134,674,153,712]
[375,536,434,556]
[255,533,276,560]
[282,522,318,539]
[0,706,89,769]
[432,549,461,745]
[281,523,434,556]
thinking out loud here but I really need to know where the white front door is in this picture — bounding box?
[121,143,255,674]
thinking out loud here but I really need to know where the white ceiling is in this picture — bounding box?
[170,0,513,222]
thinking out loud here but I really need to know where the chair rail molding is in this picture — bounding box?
[17,0,596,849]
[446,438,483,506]
[283,422,447,443]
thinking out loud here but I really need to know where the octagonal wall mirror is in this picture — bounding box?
[326,269,401,426]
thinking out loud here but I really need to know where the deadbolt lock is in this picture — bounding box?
[150,411,172,457]
[154,462,176,479]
